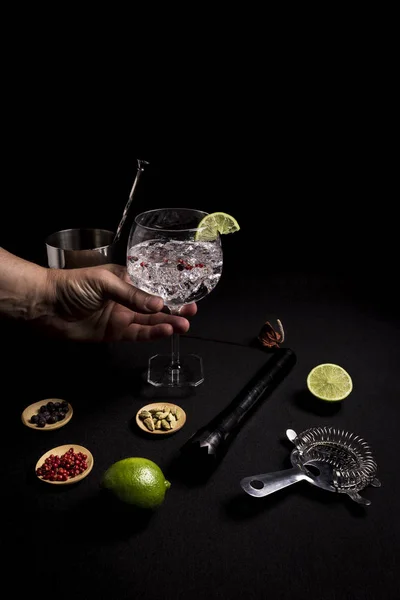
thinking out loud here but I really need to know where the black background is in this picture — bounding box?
[1,23,395,294]
[2,14,399,600]
[2,110,396,311]
[2,116,396,316]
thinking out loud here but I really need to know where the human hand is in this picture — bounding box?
[40,263,197,342]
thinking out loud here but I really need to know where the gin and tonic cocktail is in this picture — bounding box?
[127,208,223,387]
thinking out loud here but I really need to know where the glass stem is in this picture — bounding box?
[171,333,180,369]
[169,307,182,383]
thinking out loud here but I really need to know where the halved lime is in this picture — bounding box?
[307,363,353,401]
[195,212,240,241]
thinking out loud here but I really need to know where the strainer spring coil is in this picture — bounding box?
[291,426,380,497]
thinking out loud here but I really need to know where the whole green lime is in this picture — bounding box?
[101,457,171,509]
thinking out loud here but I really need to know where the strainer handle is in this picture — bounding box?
[240,467,313,498]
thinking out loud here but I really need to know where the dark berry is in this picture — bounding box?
[177,263,184,271]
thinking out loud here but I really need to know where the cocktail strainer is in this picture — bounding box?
[240,427,381,505]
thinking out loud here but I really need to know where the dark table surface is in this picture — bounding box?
[3,260,399,600]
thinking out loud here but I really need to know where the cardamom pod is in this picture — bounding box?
[139,410,152,419]
[144,417,155,431]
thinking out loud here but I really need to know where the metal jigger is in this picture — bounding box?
[45,159,149,269]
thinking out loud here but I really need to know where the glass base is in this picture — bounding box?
[147,353,204,388]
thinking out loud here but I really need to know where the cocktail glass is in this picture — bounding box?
[127,208,223,387]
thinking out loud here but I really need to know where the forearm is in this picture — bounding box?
[0,248,53,322]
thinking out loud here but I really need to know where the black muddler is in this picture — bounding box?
[180,348,296,474]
